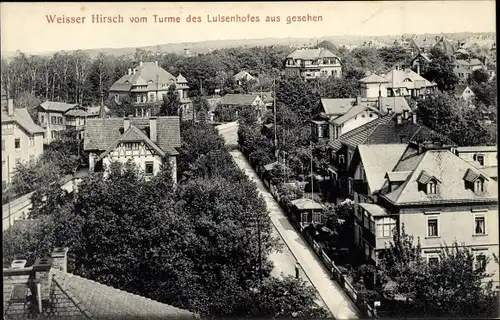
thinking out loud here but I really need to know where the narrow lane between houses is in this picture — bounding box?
[217,122,361,320]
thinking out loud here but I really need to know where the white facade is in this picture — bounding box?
[2,122,44,186]
[361,83,388,99]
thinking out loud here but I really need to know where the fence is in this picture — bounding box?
[238,142,378,319]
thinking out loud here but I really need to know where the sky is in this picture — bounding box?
[0,1,496,53]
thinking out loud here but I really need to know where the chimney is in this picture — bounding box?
[412,112,418,124]
[32,257,54,304]
[11,259,27,269]
[128,68,132,75]
[7,98,14,116]
[149,117,157,142]
[396,114,402,124]
[51,247,69,273]
[124,117,130,131]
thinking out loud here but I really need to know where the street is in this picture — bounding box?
[217,122,360,320]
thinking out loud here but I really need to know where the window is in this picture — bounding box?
[427,218,439,237]
[428,256,439,266]
[475,216,486,235]
[475,179,484,192]
[338,155,345,164]
[376,217,396,238]
[475,254,487,269]
[312,212,322,224]
[29,136,35,146]
[145,162,154,176]
[125,143,132,150]
[58,117,63,125]
[51,116,56,124]
[41,115,45,124]
[115,94,120,103]
[476,154,485,166]
[14,138,20,149]
[427,181,437,194]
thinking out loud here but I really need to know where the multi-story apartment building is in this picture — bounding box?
[349,141,499,284]
[284,48,342,80]
[109,61,190,107]
[2,98,44,187]
[84,115,181,184]
[325,113,454,202]
[454,59,485,84]
[36,101,84,143]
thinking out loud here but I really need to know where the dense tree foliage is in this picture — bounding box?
[422,47,459,91]
[417,91,496,146]
[380,226,499,318]
[4,122,328,318]
[159,84,180,116]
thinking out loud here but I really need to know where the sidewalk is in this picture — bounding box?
[231,150,361,320]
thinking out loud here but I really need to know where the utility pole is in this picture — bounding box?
[273,77,278,161]
[257,214,263,283]
[7,155,11,228]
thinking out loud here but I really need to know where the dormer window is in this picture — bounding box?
[403,78,412,82]
[464,168,488,193]
[474,153,485,166]
[417,170,441,194]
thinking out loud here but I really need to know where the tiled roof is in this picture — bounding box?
[359,203,389,217]
[109,62,177,92]
[433,37,457,55]
[65,109,88,117]
[455,59,483,66]
[234,71,255,81]
[359,74,389,84]
[250,91,273,103]
[39,101,79,113]
[1,108,45,135]
[220,94,260,106]
[381,149,498,205]
[385,171,412,182]
[357,144,408,193]
[383,69,436,89]
[3,269,198,319]
[319,98,356,115]
[290,198,324,210]
[84,117,181,156]
[331,104,379,125]
[287,48,340,60]
[377,97,411,114]
[328,114,394,151]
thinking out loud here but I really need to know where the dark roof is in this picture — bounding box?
[220,94,260,106]
[1,108,45,135]
[109,62,179,92]
[84,117,181,155]
[3,269,198,319]
[328,114,455,151]
[433,37,457,55]
[39,101,79,113]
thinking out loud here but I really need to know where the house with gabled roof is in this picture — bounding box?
[83,115,181,183]
[325,112,455,202]
[234,71,257,86]
[109,61,190,106]
[454,146,497,181]
[284,48,342,80]
[383,67,437,98]
[453,58,485,84]
[349,141,499,285]
[3,248,199,319]
[2,98,45,187]
[217,93,265,122]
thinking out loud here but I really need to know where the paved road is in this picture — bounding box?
[217,122,361,320]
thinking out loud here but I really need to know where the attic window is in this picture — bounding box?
[403,78,412,82]
[463,169,487,192]
[427,181,437,194]
[474,153,485,166]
